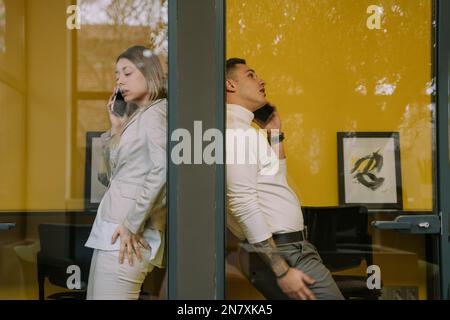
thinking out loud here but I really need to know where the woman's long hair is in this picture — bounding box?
[117,45,167,102]
[112,46,167,145]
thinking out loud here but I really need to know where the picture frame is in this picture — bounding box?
[337,132,403,210]
[85,131,108,211]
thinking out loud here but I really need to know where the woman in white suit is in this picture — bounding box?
[85,46,167,300]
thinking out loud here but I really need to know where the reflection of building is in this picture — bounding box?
[0,0,5,53]
[77,24,166,92]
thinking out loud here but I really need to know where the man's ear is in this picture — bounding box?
[226,79,237,93]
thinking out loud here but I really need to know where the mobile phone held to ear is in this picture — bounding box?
[110,88,127,117]
[253,104,275,124]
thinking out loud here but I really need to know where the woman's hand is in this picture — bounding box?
[111,224,151,265]
[107,89,128,135]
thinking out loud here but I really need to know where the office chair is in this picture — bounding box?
[302,205,381,300]
[37,223,93,300]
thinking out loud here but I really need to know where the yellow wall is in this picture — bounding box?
[0,0,166,211]
[227,0,433,210]
[0,85,26,209]
[0,0,26,210]
[26,0,72,210]
[0,0,73,211]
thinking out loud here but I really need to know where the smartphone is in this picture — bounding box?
[110,88,127,117]
[253,104,275,124]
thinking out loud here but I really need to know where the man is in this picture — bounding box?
[225,58,344,300]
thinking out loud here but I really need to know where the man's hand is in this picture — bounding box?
[276,268,317,300]
[254,107,281,133]
[263,110,281,132]
[254,109,286,159]
[111,224,150,265]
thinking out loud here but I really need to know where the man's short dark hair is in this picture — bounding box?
[226,58,246,78]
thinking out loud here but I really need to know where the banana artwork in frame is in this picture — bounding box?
[337,132,403,210]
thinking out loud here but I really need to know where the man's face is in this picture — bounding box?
[227,64,267,110]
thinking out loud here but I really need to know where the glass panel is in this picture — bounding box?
[226,0,439,300]
[0,0,5,53]
[1,0,167,300]
[77,0,167,92]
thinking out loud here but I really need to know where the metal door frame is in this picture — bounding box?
[166,0,450,300]
[167,0,225,299]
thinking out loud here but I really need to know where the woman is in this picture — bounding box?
[85,45,167,300]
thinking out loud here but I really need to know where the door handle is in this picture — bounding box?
[371,215,440,234]
[0,223,16,231]
[371,221,411,230]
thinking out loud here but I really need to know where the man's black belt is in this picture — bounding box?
[272,230,306,245]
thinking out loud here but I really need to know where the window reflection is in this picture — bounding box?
[73,0,168,300]
[73,0,168,206]
[226,0,436,300]
[0,0,167,300]
[0,0,5,53]
[77,0,167,92]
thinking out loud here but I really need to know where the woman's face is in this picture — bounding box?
[115,58,150,106]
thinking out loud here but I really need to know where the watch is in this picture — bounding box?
[269,132,285,145]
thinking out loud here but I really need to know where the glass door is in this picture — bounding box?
[225,0,446,300]
[0,0,168,300]
[436,0,450,301]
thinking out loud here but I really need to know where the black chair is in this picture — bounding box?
[302,205,382,300]
[37,223,93,300]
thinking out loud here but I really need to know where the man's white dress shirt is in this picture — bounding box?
[226,104,304,244]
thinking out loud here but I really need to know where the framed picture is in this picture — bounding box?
[337,132,403,210]
[85,131,108,211]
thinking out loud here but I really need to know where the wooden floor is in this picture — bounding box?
[1,241,264,300]
[1,228,267,300]
[226,263,265,300]
[0,268,264,300]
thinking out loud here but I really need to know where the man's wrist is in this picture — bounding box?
[269,131,285,145]
[267,128,281,135]
[250,237,291,279]
[275,265,290,279]
[272,259,290,278]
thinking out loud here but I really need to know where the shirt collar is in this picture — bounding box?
[227,103,254,126]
